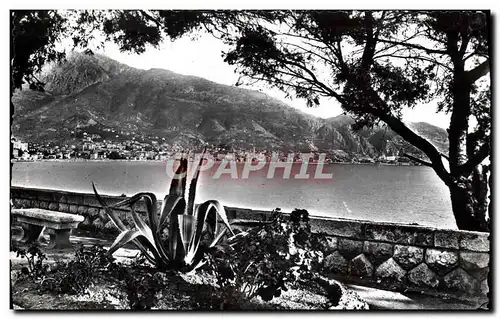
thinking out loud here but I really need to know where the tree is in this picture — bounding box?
[10,10,491,231]
[108,151,125,160]
[11,10,67,94]
[136,10,492,231]
[200,11,490,231]
[11,10,66,163]
[11,10,110,94]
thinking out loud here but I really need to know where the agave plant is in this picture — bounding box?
[92,151,236,272]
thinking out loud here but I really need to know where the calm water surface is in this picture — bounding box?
[11,161,455,229]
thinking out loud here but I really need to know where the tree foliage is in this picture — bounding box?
[122,10,491,230]
[11,10,67,92]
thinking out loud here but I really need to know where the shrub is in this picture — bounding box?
[40,245,115,295]
[13,242,48,280]
[207,208,323,309]
[93,151,238,272]
[124,272,164,310]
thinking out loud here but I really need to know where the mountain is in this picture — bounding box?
[11,52,448,161]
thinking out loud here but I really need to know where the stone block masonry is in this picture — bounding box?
[312,215,489,300]
[11,186,490,300]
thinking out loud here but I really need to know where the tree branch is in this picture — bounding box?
[335,39,349,75]
[282,42,336,68]
[423,28,447,45]
[281,32,332,48]
[404,153,433,167]
[457,141,490,176]
[446,31,462,68]
[274,56,345,104]
[265,71,332,97]
[465,59,490,84]
[459,33,470,56]
[374,46,409,58]
[139,10,162,28]
[280,65,328,92]
[360,11,376,72]
[239,65,339,101]
[374,53,453,71]
[377,112,452,185]
[377,39,448,55]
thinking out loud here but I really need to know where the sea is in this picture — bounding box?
[11,161,456,229]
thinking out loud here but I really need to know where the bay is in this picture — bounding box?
[11,161,455,229]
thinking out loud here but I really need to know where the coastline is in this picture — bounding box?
[11,158,416,166]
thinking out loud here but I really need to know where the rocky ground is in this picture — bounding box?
[11,233,486,311]
[10,238,369,311]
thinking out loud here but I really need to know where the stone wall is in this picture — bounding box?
[10,186,490,300]
[309,217,490,301]
[9,186,276,239]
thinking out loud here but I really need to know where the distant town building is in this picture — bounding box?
[12,139,28,152]
[83,142,96,151]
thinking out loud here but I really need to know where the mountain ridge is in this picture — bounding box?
[11,52,448,161]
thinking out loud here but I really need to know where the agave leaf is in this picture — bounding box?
[227,231,250,248]
[110,192,160,239]
[146,194,182,264]
[130,206,157,251]
[178,214,196,253]
[167,157,187,263]
[191,203,218,251]
[186,148,207,215]
[184,244,207,271]
[169,158,188,197]
[92,183,156,264]
[185,202,214,263]
[192,260,207,271]
[138,193,159,230]
[104,192,157,209]
[107,229,142,255]
[107,230,163,268]
[185,200,234,263]
[92,183,127,231]
[121,193,171,264]
[209,227,228,248]
[108,229,166,267]
[150,195,185,263]
[168,202,186,263]
[165,157,189,262]
[200,200,235,236]
[158,195,185,230]
[204,205,218,238]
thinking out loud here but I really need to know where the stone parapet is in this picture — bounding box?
[10,186,490,300]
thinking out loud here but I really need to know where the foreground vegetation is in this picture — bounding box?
[11,155,367,310]
[10,208,366,310]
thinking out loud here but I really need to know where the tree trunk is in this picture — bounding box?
[449,174,489,232]
[488,163,492,224]
[472,165,490,229]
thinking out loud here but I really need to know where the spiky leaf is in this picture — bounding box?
[169,158,188,197]
[93,183,156,264]
[107,229,142,255]
[187,148,207,215]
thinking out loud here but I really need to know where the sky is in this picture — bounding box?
[99,30,452,128]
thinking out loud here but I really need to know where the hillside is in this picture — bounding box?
[11,52,448,161]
